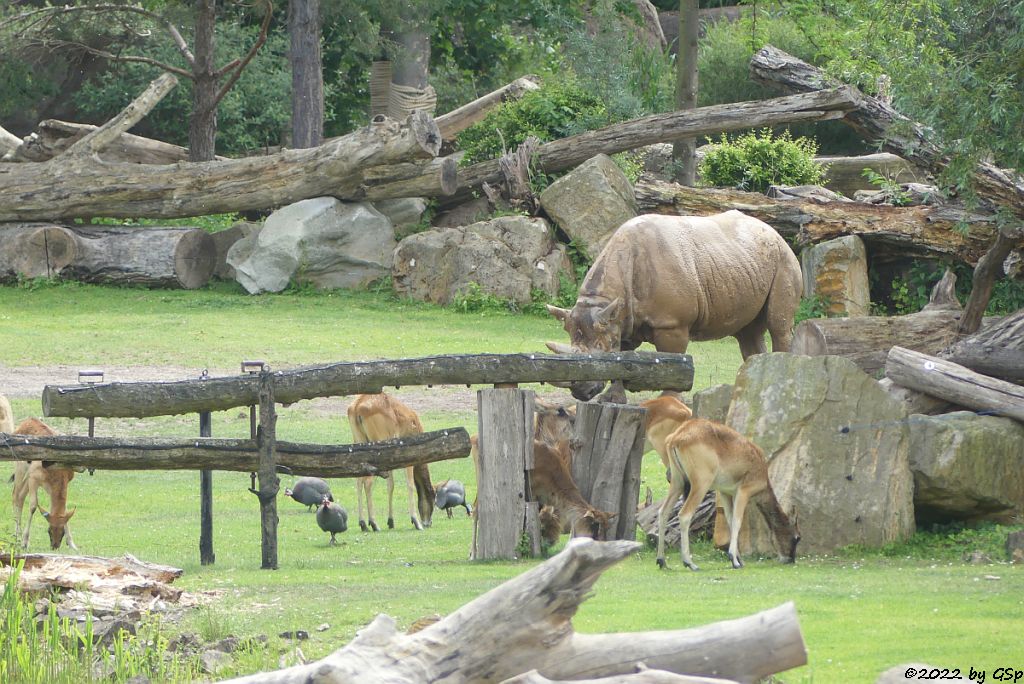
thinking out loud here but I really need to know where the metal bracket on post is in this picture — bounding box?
[78,369,104,475]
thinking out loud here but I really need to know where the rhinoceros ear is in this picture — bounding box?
[596,298,623,323]
[546,304,571,322]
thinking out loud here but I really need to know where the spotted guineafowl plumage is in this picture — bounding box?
[285,477,333,511]
[317,496,348,545]
[434,479,472,518]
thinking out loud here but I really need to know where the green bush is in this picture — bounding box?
[699,128,827,193]
[455,77,609,166]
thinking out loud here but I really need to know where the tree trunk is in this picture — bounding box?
[0,223,216,289]
[220,540,807,684]
[958,230,1018,335]
[190,0,218,162]
[0,428,472,477]
[634,179,999,265]
[942,308,1024,385]
[885,346,1024,423]
[2,119,202,164]
[671,0,699,186]
[289,0,324,149]
[41,351,695,419]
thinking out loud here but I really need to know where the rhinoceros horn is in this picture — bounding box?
[545,304,571,322]
[545,341,574,354]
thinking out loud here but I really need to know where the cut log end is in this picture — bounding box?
[173,230,217,289]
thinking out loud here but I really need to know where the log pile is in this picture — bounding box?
[221,540,808,684]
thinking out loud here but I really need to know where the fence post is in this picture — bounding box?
[572,402,647,541]
[473,388,536,560]
[253,367,279,570]
[198,370,215,565]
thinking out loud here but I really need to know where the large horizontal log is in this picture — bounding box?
[0,223,215,288]
[435,75,541,140]
[942,308,1024,384]
[750,45,1024,224]
[222,539,806,683]
[634,179,998,265]
[0,110,448,222]
[0,427,469,477]
[42,352,695,418]
[884,347,1024,423]
[368,88,861,204]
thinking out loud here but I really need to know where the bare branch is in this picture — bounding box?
[212,0,273,104]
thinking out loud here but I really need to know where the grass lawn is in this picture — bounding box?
[1,281,1022,682]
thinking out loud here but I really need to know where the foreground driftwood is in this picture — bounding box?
[634,180,998,265]
[885,346,1024,423]
[223,540,807,684]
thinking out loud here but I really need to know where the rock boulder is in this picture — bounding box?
[539,154,637,260]
[724,353,915,556]
[228,198,395,294]
[800,235,871,316]
[908,412,1024,524]
[392,215,569,306]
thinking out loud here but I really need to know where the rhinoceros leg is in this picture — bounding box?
[736,325,769,359]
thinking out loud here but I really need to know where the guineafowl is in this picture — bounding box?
[285,477,333,511]
[434,479,472,518]
[317,496,348,545]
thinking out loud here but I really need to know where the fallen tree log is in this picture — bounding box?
[634,179,998,265]
[0,428,470,477]
[816,152,925,197]
[884,346,1024,423]
[0,223,216,288]
[635,492,717,550]
[942,308,1024,385]
[370,87,861,205]
[222,540,807,683]
[791,270,964,375]
[750,45,1024,223]
[1,119,204,164]
[42,352,695,418]
[0,73,450,222]
[435,75,541,140]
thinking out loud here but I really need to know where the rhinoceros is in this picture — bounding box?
[547,211,802,401]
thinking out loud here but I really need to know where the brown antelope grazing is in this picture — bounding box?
[347,393,434,531]
[10,418,80,550]
[657,418,799,571]
[530,438,617,540]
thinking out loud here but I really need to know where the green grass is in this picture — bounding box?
[1,282,1022,682]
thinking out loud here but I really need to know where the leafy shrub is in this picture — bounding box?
[795,294,832,323]
[456,77,609,165]
[699,128,826,193]
[879,260,1024,316]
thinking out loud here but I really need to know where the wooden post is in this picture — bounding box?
[572,402,647,541]
[199,368,215,566]
[254,369,279,570]
[473,388,535,560]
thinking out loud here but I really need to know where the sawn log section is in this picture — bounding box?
[0,428,470,477]
[42,351,695,418]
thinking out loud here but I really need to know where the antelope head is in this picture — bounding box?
[40,505,76,550]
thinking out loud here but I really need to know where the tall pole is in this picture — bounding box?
[255,368,279,570]
[199,369,215,565]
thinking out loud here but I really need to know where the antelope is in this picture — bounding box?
[639,395,693,471]
[0,394,13,434]
[656,418,799,571]
[530,437,617,541]
[347,393,434,532]
[10,418,81,550]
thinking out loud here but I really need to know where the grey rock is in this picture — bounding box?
[373,198,428,240]
[200,649,233,675]
[908,412,1024,524]
[725,353,915,555]
[393,216,569,306]
[228,198,396,293]
[539,154,637,260]
[691,384,733,423]
[210,221,260,280]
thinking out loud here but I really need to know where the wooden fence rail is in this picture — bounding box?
[42,351,695,418]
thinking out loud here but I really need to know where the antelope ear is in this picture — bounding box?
[596,298,622,324]
[545,341,573,354]
[40,506,50,519]
[606,512,619,521]
[546,305,571,322]
[65,507,77,521]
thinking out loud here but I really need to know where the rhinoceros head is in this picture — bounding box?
[546,298,623,401]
